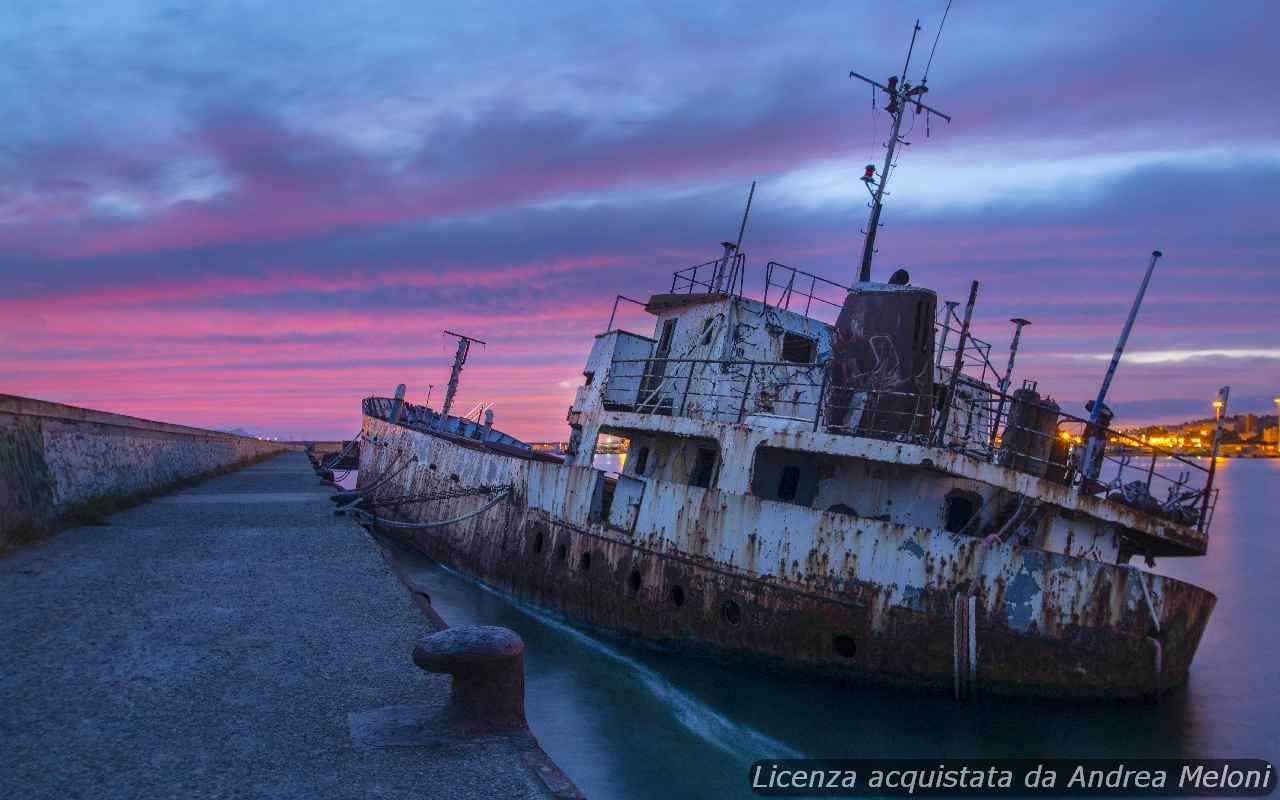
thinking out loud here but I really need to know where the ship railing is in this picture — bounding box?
[759,261,1004,389]
[934,302,999,385]
[604,294,648,333]
[363,396,437,428]
[362,396,533,450]
[607,357,828,425]
[670,252,747,297]
[602,357,1217,532]
[364,396,396,420]
[762,261,850,321]
[931,386,1217,531]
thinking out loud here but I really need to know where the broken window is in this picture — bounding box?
[634,446,650,476]
[944,490,982,533]
[690,447,717,488]
[656,319,677,355]
[781,332,816,364]
[749,446,819,506]
[639,319,679,413]
[777,466,800,502]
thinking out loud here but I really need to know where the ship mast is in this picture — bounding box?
[849,19,952,284]
[438,330,485,427]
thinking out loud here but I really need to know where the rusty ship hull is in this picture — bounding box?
[357,410,1216,700]
[342,23,1227,703]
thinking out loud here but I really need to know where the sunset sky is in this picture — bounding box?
[2,1,1276,441]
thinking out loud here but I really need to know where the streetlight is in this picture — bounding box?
[1213,398,1224,422]
[1274,397,1280,455]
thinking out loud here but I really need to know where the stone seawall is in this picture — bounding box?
[0,394,287,543]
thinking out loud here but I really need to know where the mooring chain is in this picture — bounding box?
[367,483,514,510]
[351,486,514,530]
[319,433,365,470]
[334,453,418,512]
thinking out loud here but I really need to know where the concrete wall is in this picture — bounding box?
[0,394,287,541]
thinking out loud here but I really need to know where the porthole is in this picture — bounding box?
[833,635,857,658]
[628,569,642,593]
[670,585,686,607]
[721,599,742,626]
[579,551,592,571]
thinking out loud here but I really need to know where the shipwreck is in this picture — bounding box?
[346,31,1223,699]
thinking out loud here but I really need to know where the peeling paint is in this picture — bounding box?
[899,538,925,558]
[1004,556,1044,634]
[357,412,1218,699]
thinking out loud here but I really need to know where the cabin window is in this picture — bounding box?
[944,490,982,533]
[634,446,650,476]
[656,319,677,355]
[777,466,801,502]
[640,320,679,414]
[700,318,715,345]
[591,473,617,524]
[750,446,820,506]
[690,447,717,488]
[781,332,816,364]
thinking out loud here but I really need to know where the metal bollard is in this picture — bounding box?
[412,625,526,729]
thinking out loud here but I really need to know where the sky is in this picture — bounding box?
[1,0,1277,441]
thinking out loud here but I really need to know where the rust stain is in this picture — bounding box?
[356,414,1217,699]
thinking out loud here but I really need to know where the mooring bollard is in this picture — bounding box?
[412,625,526,729]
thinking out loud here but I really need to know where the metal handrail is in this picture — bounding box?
[671,253,746,296]
[763,261,851,318]
[605,295,648,333]
[601,356,1216,531]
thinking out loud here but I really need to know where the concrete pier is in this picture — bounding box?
[0,394,287,548]
[0,451,579,799]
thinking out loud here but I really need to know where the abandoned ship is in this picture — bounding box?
[345,44,1224,700]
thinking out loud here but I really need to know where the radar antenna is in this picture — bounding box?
[849,18,953,284]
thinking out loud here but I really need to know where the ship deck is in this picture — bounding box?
[591,408,1209,558]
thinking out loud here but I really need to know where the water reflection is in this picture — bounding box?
[596,452,625,475]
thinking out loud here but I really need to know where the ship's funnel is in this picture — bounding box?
[826,283,937,438]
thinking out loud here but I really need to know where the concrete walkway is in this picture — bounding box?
[0,452,566,799]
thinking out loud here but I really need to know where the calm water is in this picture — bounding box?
[381,458,1280,799]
